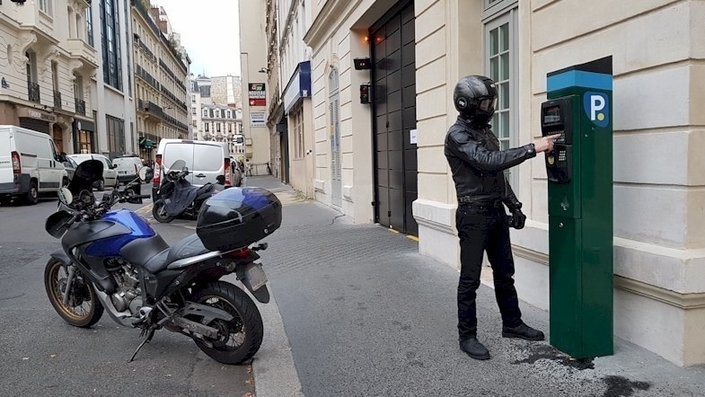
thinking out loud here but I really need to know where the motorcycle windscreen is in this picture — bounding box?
[169,159,187,172]
[67,159,104,196]
[45,210,73,238]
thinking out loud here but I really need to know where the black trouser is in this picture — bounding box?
[456,204,522,341]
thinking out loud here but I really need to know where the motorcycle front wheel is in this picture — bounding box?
[152,201,175,223]
[189,281,264,365]
[44,260,104,328]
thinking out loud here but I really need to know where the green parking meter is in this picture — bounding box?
[542,56,614,359]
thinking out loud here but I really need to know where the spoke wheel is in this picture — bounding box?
[44,260,104,328]
[189,281,263,364]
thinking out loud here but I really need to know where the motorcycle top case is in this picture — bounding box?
[196,187,282,251]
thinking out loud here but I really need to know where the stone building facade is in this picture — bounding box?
[0,0,99,154]
[130,0,190,162]
[297,0,705,367]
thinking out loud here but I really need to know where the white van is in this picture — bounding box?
[0,125,68,205]
[152,139,235,199]
[113,156,146,185]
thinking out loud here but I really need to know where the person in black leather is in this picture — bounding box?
[445,75,561,360]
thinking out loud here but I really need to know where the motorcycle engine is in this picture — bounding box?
[105,258,143,313]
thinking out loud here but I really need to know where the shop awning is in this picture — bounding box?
[139,138,155,149]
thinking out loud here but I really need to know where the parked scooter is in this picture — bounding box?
[152,160,225,223]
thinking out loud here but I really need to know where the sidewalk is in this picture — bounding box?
[248,177,705,397]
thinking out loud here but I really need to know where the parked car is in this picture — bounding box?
[62,156,79,182]
[68,154,118,191]
[0,125,69,205]
[152,139,237,200]
[113,156,147,185]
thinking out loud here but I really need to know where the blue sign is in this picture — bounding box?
[283,61,311,113]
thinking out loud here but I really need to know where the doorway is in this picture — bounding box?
[371,0,418,235]
[52,124,64,153]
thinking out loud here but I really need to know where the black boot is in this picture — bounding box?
[459,337,490,360]
[502,322,545,341]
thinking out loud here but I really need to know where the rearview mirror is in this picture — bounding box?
[139,166,152,182]
[58,187,73,205]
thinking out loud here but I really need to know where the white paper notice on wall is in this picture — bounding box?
[410,129,417,145]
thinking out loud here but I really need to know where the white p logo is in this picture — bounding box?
[590,95,605,121]
[583,91,609,127]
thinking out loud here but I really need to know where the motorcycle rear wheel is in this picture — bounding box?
[44,260,104,328]
[152,201,175,223]
[189,281,264,365]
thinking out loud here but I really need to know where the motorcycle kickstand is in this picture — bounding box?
[128,328,156,363]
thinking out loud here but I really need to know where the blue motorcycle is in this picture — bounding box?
[44,159,282,364]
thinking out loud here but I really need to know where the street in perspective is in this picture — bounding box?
[2,0,705,396]
[1,178,705,397]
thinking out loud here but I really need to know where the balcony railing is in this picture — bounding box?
[135,65,160,91]
[75,97,86,116]
[28,82,40,103]
[53,90,62,109]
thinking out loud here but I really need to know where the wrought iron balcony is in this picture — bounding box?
[28,82,40,103]
[75,97,86,116]
[53,90,62,109]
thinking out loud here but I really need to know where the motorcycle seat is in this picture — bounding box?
[142,233,210,273]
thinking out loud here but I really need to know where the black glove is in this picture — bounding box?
[507,208,526,230]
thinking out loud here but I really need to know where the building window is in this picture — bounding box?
[205,123,209,132]
[86,7,94,46]
[192,107,197,115]
[293,107,304,159]
[484,2,518,187]
[216,123,221,133]
[228,123,232,133]
[78,130,94,153]
[203,109,208,117]
[106,115,125,155]
[74,73,84,100]
[191,95,196,103]
[100,0,122,90]
[39,0,53,16]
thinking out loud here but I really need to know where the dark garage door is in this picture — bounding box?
[371,0,417,236]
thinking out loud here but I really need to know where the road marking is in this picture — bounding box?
[136,203,153,214]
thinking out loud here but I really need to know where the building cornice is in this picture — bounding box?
[0,12,21,30]
[303,0,358,49]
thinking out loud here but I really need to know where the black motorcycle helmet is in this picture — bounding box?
[453,75,498,125]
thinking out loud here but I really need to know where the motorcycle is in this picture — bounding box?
[152,160,224,223]
[44,159,282,364]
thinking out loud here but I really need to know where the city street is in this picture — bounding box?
[0,184,255,396]
[2,178,705,397]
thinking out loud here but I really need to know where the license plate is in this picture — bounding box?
[245,263,268,291]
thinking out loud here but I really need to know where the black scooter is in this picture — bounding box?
[152,160,224,223]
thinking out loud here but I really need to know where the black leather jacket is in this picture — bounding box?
[444,116,536,210]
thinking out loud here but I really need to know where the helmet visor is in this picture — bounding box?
[478,97,497,113]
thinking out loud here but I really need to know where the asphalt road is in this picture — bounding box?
[0,186,254,397]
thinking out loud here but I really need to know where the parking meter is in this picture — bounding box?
[542,56,614,359]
